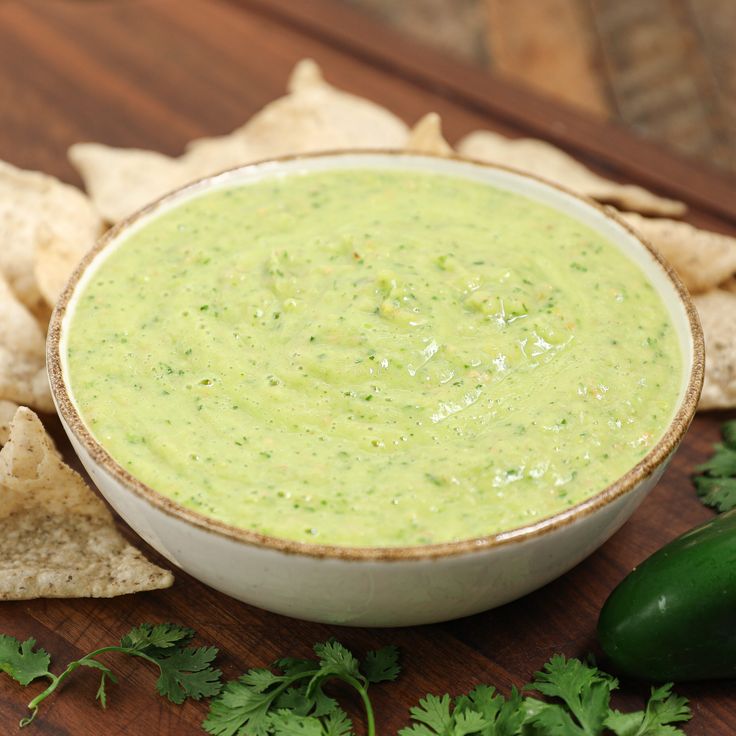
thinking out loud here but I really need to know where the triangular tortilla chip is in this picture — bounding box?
[0,276,52,412]
[0,407,173,599]
[70,59,410,223]
[457,130,686,217]
[0,160,103,314]
[34,223,100,306]
[621,212,736,294]
[693,289,736,410]
[0,400,17,445]
[405,113,454,156]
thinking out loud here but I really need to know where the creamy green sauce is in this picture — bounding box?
[67,169,681,547]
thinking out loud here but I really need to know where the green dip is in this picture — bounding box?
[67,169,682,547]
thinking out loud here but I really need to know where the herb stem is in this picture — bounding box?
[356,682,376,736]
[340,674,376,736]
[21,646,155,727]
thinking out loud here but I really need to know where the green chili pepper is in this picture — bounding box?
[597,509,736,681]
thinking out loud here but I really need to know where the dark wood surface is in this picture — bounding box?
[349,0,736,176]
[0,1,734,733]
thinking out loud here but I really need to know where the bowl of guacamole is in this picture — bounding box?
[48,152,703,625]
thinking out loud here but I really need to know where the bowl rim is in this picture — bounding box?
[47,149,705,562]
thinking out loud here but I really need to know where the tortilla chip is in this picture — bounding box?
[71,59,410,223]
[693,290,736,410]
[621,213,736,294]
[0,277,52,412]
[0,160,102,313]
[0,407,173,599]
[405,113,454,156]
[0,400,18,445]
[34,223,96,306]
[457,130,686,217]
[722,276,736,293]
[207,58,409,160]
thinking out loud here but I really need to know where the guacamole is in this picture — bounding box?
[66,169,682,547]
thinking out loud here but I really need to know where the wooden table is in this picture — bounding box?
[1,1,735,733]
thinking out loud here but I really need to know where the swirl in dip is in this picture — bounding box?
[66,169,681,547]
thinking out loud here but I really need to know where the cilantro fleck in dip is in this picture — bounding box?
[66,169,682,547]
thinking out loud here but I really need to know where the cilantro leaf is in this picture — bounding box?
[268,711,324,736]
[0,635,51,686]
[313,640,361,680]
[605,684,690,736]
[153,646,222,704]
[694,475,736,512]
[79,659,118,709]
[322,708,354,736]
[457,684,527,735]
[401,694,454,736]
[721,419,736,450]
[694,444,736,478]
[204,640,381,736]
[278,658,320,676]
[120,623,195,653]
[692,420,736,512]
[527,655,617,735]
[362,645,400,683]
[266,707,355,736]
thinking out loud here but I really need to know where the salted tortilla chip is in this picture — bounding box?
[0,277,52,412]
[693,290,736,410]
[457,130,685,217]
[405,113,454,156]
[622,213,736,294]
[0,160,102,313]
[71,59,410,224]
[0,407,173,599]
[0,400,17,445]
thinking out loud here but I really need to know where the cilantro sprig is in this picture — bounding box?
[0,623,221,727]
[1,631,692,735]
[693,418,736,512]
[203,639,399,736]
[399,654,690,736]
[204,643,690,736]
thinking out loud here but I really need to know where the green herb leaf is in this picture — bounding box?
[268,711,324,736]
[321,708,354,736]
[692,421,736,512]
[313,640,361,680]
[120,623,195,653]
[694,444,736,478]
[604,684,690,735]
[362,645,400,683]
[203,676,275,736]
[0,635,51,686]
[401,694,454,736]
[204,640,387,736]
[694,475,736,512]
[153,646,222,703]
[527,655,617,735]
[721,419,736,450]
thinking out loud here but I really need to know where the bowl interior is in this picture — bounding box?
[50,151,703,559]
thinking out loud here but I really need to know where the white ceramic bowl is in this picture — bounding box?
[48,152,703,626]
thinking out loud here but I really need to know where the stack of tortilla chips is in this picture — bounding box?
[2,59,734,600]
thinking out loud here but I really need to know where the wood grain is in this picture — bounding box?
[484,0,611,117]
[0,0,734,733]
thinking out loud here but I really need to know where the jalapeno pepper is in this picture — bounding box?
[597,509,736,681]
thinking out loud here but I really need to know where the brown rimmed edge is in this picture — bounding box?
[47,150,705,562]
